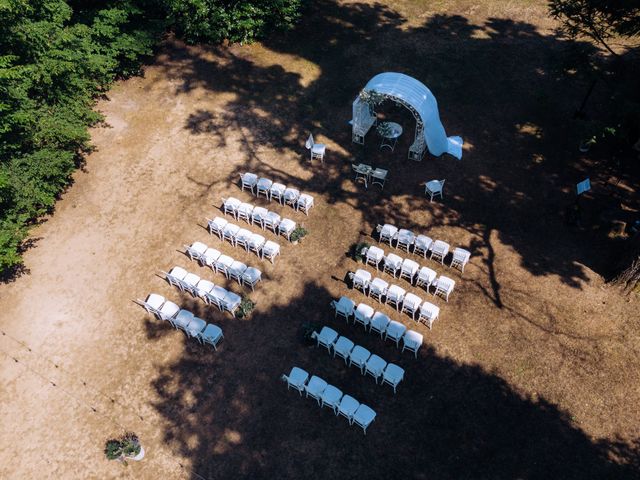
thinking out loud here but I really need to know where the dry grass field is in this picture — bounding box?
[0,1,638,478]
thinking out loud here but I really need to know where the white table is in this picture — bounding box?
[379,122,403,151]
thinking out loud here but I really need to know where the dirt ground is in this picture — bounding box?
[1,1,639,479]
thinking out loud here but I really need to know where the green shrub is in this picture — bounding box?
[290,225,308,242]
[236,296,255,319]
[104,432,141,462]
[350,241,371,262]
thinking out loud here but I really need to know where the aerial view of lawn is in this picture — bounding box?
[1,0,639,478]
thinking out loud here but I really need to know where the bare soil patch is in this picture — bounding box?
[1,1,639,478]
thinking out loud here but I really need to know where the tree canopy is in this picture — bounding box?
[0,0,302,275]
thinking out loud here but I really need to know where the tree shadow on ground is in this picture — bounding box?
[141,2,640,478]
[144,281,639,479]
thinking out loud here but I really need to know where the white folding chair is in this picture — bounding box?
[386,284,406,311]
[365,354,387,383]
[369,311,390,337]
[269,182,286,204]
[333,336,355,364]
[248,233,266,256]
[319,385,343,410]
[209,285,228,311]
[201,247,221,270]
[281,367,309,396]
[223,291,242,316]
[136,293,165,319]
[395,229,415,252]
[214,254,234,278]
[256,178,273,199]
[173,309,194,332]
[451,247,471,273]
[207,217,228,239]
[402,330,423,358]
[237,202,254,224]
[413,234,433,258]
[383,253,403,278]
[331,296,355,321]
[304,375,328,403]
[184,241,208,263]
[278,218,296,241]
[377,224,398,246]
[185,316,207,339]
[311,326,339,353]
[239,172,258,194]
[263,211,282,233]
[402,292,423,321]
[416,266,437,292]
[382,364,405,394]
[364,245,385,270]
[354,303,374,329]
[158,301,180,324]
[384,320,407,347]
[200,324,224,350]
[434,276,455,302]
[222,223,241,245]
[296,194,314,215]
[241,267,262,291]
[182,272,201,297]
[348,345,371,373]
[195,279,215,300]
[336,395,360,421]
[425,179,445,202]
[251,206,268,228]
[222,197,241,219]
[351,404,376,434]
[234,228,252,251]
[430,240,450,264]
[261,240,280,263]
[350,269,371,293]
[283,187,300,207]
[305,133,326,162]
[228,260,248,284]
[399,258,419,284]
[368,277,388,303]
[165,266,188,291]
[418,301,440,329]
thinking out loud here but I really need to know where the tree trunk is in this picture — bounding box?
[611,233,640,292]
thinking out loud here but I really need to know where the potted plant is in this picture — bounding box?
[350,241,371,262]
[377,122,393,138]
[579,135,597,153]
[290,226,308,245]
[236,296,255,319]
[105,432,144,464]
[300,321,320,346]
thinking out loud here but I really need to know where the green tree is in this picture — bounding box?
[548,0,640,55]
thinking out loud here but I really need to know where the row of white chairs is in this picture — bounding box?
[363,247,441,291]
[332,294,431,343]
[162,266,242,316]
[184,241,262,291]
[376,224,471,272]
[135,293,224,349]
[332,286,440,332]
[206,217,281,264]
[351,266,455,306]
[238,173,315,215]
[311,326,405,393]
[281,366,376,434]
[218,199,298,240]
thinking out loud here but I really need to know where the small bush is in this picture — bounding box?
[299,321,320,346]
[236,296,256,319]
[290,226,308,242]
[349,241,371,262]
[105,432,141,462]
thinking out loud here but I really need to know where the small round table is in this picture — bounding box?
[378,122,403,151]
